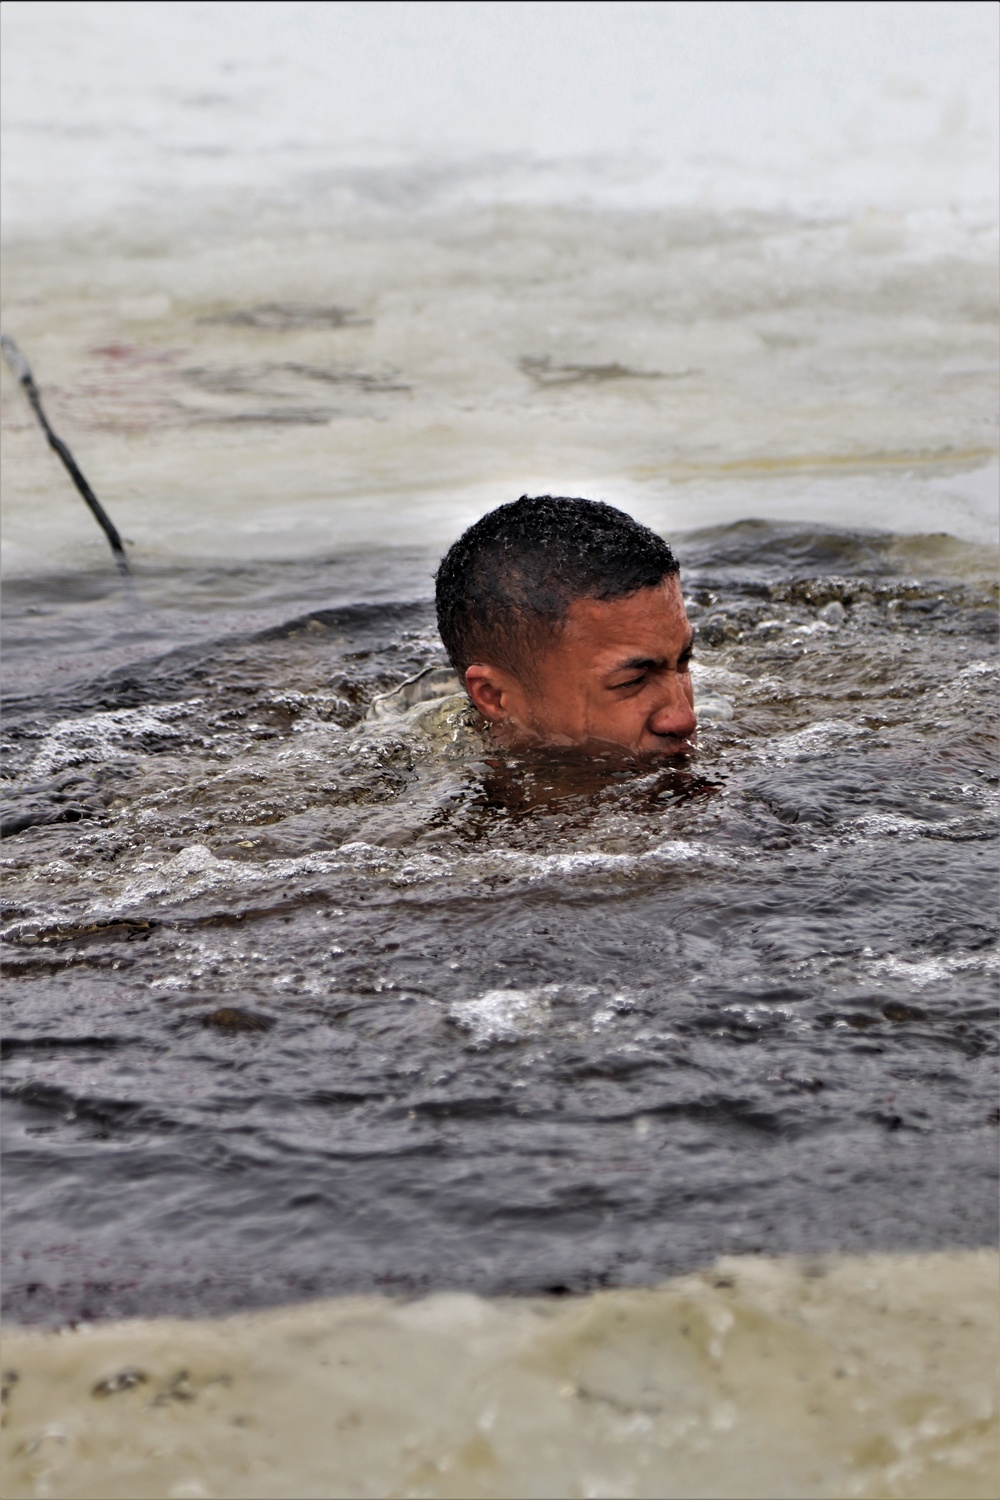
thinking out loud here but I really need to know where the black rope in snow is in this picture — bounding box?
[1,333,131,576]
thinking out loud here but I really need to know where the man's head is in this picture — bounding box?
[435,495,696,756]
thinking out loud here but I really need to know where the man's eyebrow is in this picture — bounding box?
[608,633,696,675]
[613,655,665,673]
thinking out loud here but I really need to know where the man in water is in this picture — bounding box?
[435,495,696,757]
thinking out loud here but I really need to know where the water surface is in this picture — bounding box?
[1,0,997,1353]
[2,521,996,1324]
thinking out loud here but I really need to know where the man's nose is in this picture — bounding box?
[648,678,697,740]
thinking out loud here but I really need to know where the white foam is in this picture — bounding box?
[112,842,339,910]
[693,690,735,725]
[475,841,735,886]
[95,832,730,918]
[449,988,557,1045]
[866,951,999,988]
[957,659,998,679]
[847,813,938,838]
[25,702,203,780]
[764,720,864,765]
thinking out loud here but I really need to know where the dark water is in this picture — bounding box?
[2,521,997,1325]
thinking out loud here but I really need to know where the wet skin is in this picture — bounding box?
[464,576,698,757]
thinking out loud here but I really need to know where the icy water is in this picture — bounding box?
[1,8,998,1495]
[2,520,997,1324]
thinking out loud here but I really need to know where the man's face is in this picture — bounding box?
[465,576,697,757]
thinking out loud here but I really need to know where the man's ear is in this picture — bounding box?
[463,663,511,722]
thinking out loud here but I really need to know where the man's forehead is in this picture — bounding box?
[560,579,689,658]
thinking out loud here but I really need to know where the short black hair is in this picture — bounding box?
[435,495,679,683]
